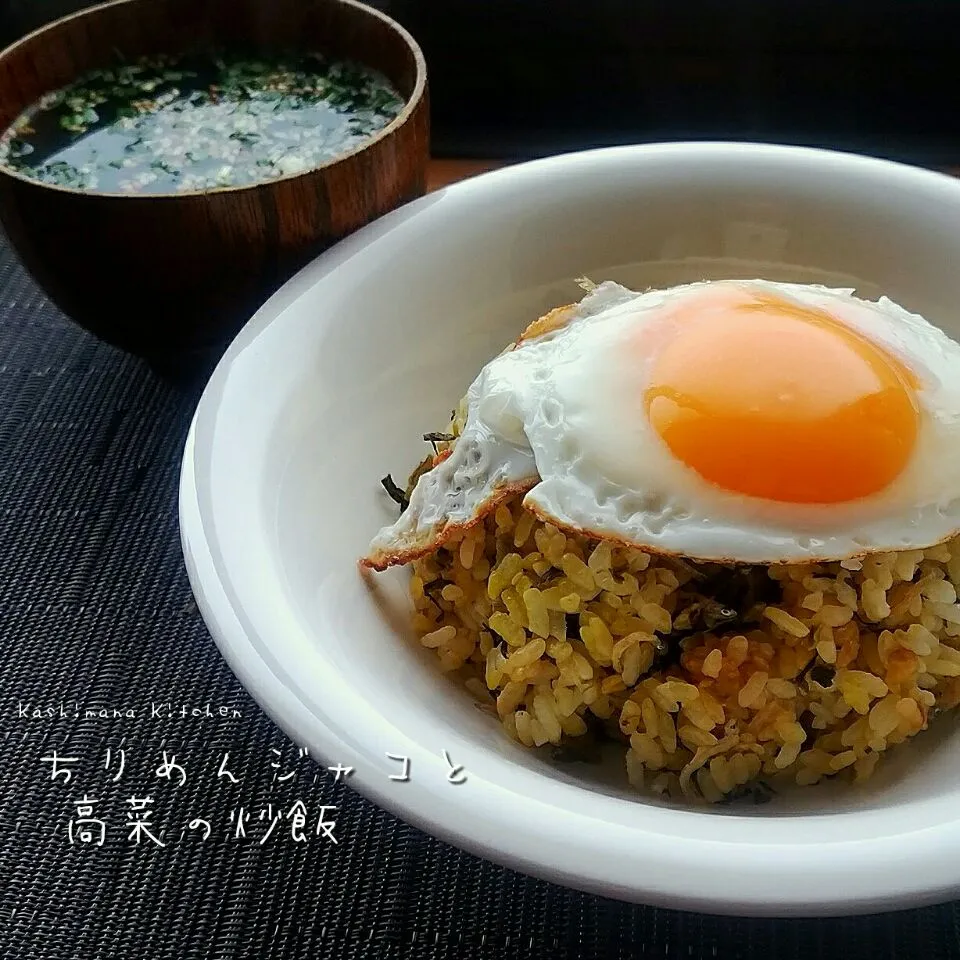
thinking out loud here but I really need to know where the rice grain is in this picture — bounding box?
[406,489,960,804]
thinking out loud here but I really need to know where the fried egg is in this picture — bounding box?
[363,279,960,569]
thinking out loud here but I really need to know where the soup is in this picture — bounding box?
[0,51,405,193]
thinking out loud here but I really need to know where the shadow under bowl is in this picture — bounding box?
[0,0,429,376]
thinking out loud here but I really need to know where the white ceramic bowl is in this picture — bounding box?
[180,142,960,917]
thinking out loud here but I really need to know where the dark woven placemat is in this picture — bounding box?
[2,239,960,960]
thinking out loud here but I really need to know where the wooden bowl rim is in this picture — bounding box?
[0,0,428,201]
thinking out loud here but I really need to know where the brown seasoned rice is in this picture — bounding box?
[406,487,960,804]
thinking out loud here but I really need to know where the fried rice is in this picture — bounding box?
[402,455,960,804]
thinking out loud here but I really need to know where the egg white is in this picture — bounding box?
[364,279,960,567]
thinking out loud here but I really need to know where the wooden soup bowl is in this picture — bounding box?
[0,0,429,373]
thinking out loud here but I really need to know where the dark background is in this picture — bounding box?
[4,0,960,166]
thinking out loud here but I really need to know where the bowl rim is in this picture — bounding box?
[180,141,960,917]
[0,0,427,200]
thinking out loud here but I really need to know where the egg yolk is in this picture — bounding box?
[643,291,920,504]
